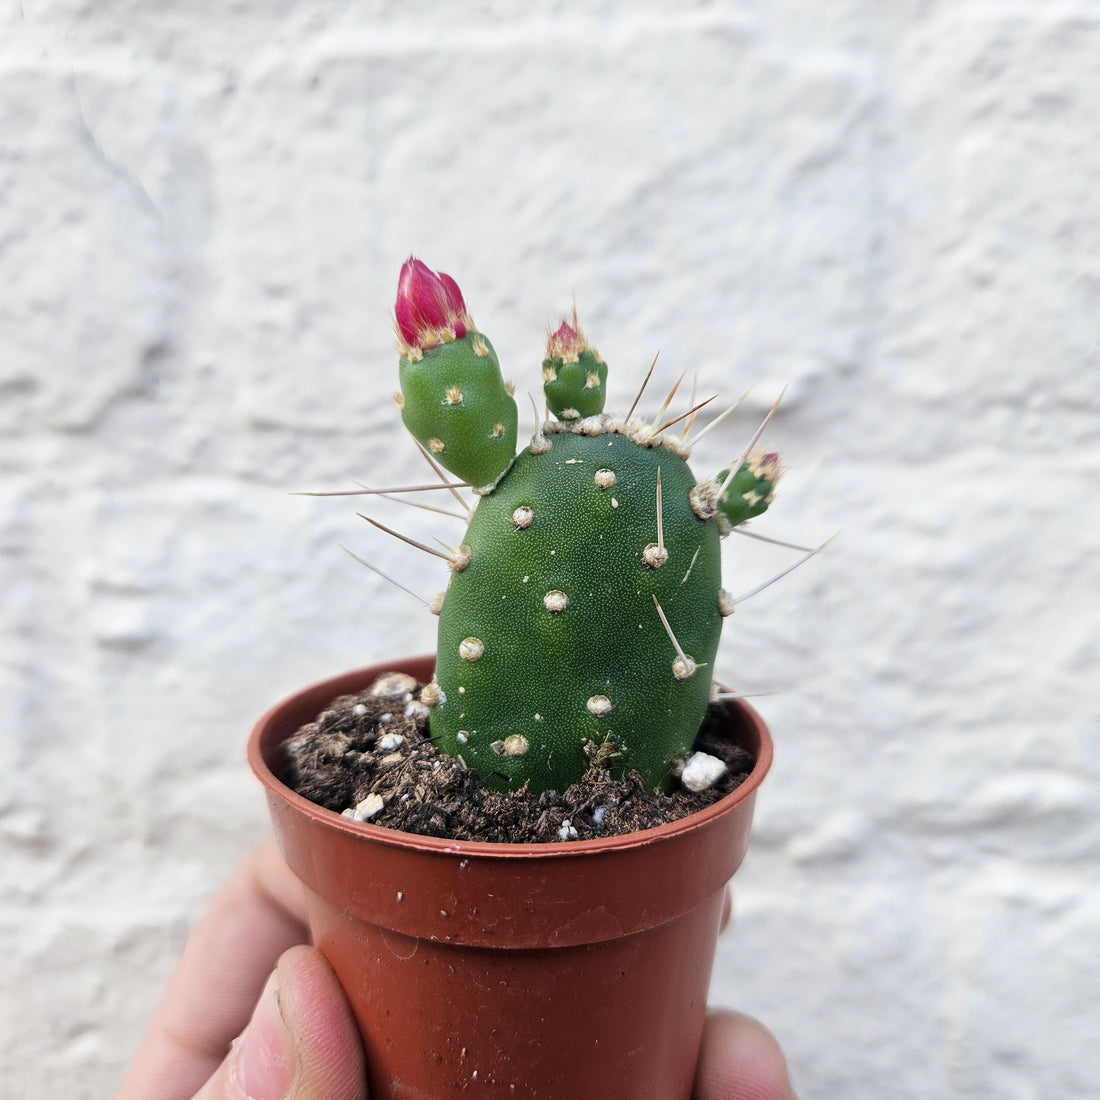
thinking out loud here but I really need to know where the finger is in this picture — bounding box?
[118,840,312,1100]
[720,887,733,933]
[195,945,367,1100]
[694,1010,796,1100]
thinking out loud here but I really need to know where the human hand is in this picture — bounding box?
[117,840,364,1100]
[118,841,794,1099]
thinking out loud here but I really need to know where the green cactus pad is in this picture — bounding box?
[543,349,608,421]
[430,426,723,794]
[399,333,518,490]
[716,455,779,528]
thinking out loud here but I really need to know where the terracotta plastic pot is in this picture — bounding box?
[248,655,773,1099]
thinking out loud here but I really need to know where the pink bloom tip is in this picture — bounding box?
[396,257,470,350]
[546,315,589,361]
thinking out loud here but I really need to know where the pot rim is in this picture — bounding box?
[249,656,773,861]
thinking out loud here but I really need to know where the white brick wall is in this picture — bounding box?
[2,3,1097,1096]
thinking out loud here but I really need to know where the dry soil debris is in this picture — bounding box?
[282,674,753,843]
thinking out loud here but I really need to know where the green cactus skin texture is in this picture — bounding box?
[716,453,780,528]
[399,332,518,490]
[543,349,608,420]
[430,424,723,793]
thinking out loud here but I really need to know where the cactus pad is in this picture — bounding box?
[399,333,518,490]
[543,349,608,421]
[430,421,723,793]
[542,319,608,421]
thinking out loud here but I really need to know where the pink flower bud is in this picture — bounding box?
[396,257,471,350]
[545,317,588,361]
[438,272,466,315]
[746,450,783,486]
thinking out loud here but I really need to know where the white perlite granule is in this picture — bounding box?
[369,672,419,697]
[592,802,616,826]
[680,752,728,793]
[345,793,384,821]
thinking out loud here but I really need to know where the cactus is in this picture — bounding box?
[354,258,807,796]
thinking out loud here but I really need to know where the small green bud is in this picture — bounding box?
[716,451,782,527]
[542,318,607,420]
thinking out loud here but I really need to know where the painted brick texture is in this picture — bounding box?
[1,4,1097,1096]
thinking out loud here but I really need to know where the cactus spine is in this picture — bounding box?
[389,258,781,795]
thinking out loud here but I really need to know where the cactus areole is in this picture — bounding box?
[390,258,781,795]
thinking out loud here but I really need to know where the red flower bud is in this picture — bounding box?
[746,450,783,486]
[437,272,466,316]
[545,317,589,362]
[396,257,470,350]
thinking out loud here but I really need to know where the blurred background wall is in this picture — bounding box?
[1,2,1097,1096]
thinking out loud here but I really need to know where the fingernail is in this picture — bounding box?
[236,971,296,1100]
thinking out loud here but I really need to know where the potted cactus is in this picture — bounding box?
[249,259,821,1098]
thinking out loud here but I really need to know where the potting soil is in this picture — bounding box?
[282,671,753,843]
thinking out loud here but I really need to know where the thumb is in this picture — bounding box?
[694,1009,797,1100]
[195,946,367,1100]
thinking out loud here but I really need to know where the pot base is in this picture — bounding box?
[316,885,726,1099]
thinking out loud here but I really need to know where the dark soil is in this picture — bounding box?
[281,671,754,843]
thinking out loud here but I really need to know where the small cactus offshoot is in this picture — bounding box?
[717,451,782,530]
[396,259,518,490]
[542,316,608,421]
[325,257,822,796]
